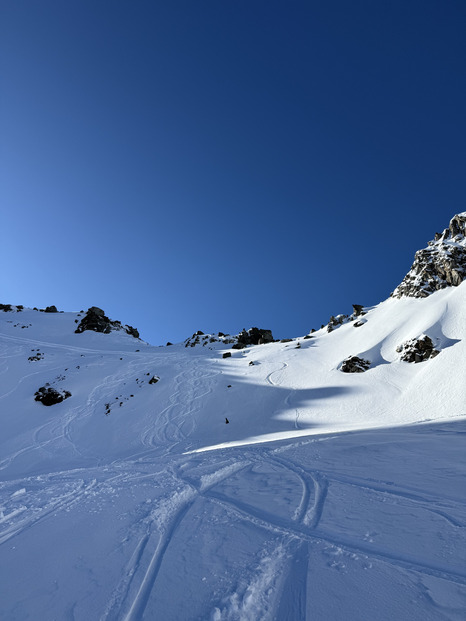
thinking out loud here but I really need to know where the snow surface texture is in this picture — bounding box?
[0,291,465,617]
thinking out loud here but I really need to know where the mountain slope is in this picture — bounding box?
[0,216,465,620]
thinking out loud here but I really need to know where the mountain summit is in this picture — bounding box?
[392,212,466,298]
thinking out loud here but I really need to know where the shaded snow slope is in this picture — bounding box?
[0,283,465,620]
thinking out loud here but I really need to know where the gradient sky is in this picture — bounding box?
[1,1,465,345]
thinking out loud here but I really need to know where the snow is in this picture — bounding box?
[0,285,465,620]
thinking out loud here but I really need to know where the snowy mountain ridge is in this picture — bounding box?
[0,214,465,621]
[392,211,466,298]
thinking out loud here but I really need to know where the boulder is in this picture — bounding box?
[44,305,58,313]
[75,307,113,334]
[352,304,365,316]
[237,327,274,346]
[75,307,140,338]
[34,386,71,406]
[222,352,232,359]
[396,335,439,363]
[341,356,371,373]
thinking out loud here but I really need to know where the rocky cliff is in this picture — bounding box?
[391,212,466,298]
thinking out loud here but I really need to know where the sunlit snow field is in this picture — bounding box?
[0,285,465,620]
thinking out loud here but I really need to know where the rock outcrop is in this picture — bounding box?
[341,356,371,373]
[392,212,466,298]
[396,335,439,363]
[236,328,274,347]
[184,327,274,349]
[75,307,139,338]
[34,386,71,406]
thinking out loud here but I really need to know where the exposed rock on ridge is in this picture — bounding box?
[184,327,274,349]
[75,307,139,338]
[392,212,466,298]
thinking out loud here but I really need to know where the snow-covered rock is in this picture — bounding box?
[183,327,274,349]
[75,306,140,338]
[340,355,371,373]
[392,212,466,298]
[396,334,440,363]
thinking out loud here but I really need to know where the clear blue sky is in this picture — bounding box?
[1,1,465,344]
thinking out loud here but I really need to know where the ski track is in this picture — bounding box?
[0,478,97,545]
[2,427,465,619]
[1,321,466,619]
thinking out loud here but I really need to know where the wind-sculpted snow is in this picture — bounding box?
[0,284,465,619]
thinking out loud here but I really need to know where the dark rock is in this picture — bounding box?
[44,305,58,313]
[0,304,13,312]
[352,304,365,316]
[341,356,371,373]
[396,335,440,363]
[225,417,229,424]
[353,320,365,328]
[303,335,313,340]
[166,342,173,346]
[125,325,140,339]
[280,338,293,343]
[75,307,112,334]
[195,331,204,336]
[184,327,273,349]
[222,352,232,359]
[149,375,160,384]
[34,386,71,406]
[327,314,347,332]
[237,327,274,346]
[392,212,466,298]
[249,361,255,366]
[75,307,139,338]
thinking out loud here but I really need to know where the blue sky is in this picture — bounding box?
[1,1,465,344]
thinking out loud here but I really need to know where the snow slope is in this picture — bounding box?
[0,284,465,620]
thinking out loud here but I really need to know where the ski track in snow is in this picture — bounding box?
[1,292,466,620]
